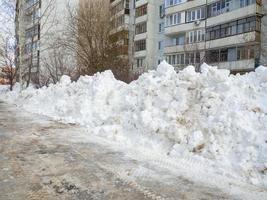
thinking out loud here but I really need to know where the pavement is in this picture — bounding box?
[0,101,266,200]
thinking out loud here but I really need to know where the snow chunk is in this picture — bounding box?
[60,75,71,85]
[255,66,267,82]
[2,62,267,187]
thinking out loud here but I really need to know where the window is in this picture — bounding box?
[165,0,184,7]
[166,12,181,26]
[228,47,237,61]
[186,7,206,22]
[237,46,250,60]
[206,45,256,63]
[166,53,188,66]
[195,52,200,63]
[111,1,124,16]
[187,30,205,43]
[25,24,39,39]
[111,15,125,29]
[159,4,165,18]
[248,46,255,59]
[159,22,164,33]
[26,9,40,23]
[207,50,220,63]
[220,49,228,62]
[173,33,185,45]
[189,31,194,43]
[206,16,259,41]
[136,4,147,17]
[208,0,233,17]
[180,54,184,64]
[208,0,256,18]
[136,57,145,68]
[125,0,130,9]
[26,0,40,9]
[135,22,147,34]
[172,55,176,64]
[158,41,163,50]
[135,39,146,51]
[24,41,39,54]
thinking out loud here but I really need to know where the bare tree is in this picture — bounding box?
[0,0,17,90]
[40,41,76,86]
[28,0,56,87]
[63,0,130,82]
[0,37,17,90]
[15,0,57,88]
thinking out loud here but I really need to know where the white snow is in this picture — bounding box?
[1,61,267,187]
[0,85,9,93]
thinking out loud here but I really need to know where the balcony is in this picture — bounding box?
[165,0,205,15]
[25,34,39,44]
[206,32,259,49]
[134,32,147,41]
[135,14,148,24]
[25,19,39,30]
[165,20,205,36]
[110,24,129,35]
[25,0,40,15]
[207,4,259,27]
[164,42,205,54]
[134,50,146,58]
[211,59,255,72]
[135,0,148,8]
[110,0,123,7]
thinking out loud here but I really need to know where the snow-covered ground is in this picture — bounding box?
[1,62,267,188]
[0,85,9,93]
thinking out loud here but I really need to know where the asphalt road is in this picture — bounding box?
[0,101,265,200]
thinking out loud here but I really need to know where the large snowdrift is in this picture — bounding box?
[1,62,267,187]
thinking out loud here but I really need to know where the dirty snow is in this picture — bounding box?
[1,62,267,187]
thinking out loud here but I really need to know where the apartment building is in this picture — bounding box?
[16,0,78,84]
[110,0,131,64]
[122,0,267,74]
[164,0,266,72]
[132,0,166,74]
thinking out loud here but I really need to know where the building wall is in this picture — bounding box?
[132,0,165,74]
[17,0,78,85]
[39,0,78,78]
[129,0,265,74]
[163,0,263,72]
[260,0,267,66]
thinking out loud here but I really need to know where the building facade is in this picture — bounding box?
[123,0,267,74]
[110,0,131,68]
[16,0,78,85]
[18,0,267,84]
[164,0,265,73]
[132,0,166,74]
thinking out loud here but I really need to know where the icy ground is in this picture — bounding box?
[0,101,266,200]
[1,62,267,189]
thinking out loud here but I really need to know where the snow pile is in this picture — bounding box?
[0,85,9,93]
[1,62,267,186]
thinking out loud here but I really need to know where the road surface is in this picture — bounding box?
[0,101,266,200]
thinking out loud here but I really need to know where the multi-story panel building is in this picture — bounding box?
[16,0,78,84]
[19,0,41,82]
[110,0,131,58]
[18,0,267,84]
[132,0,166,74]
[164,0,266,73]
[125,0,267,75]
